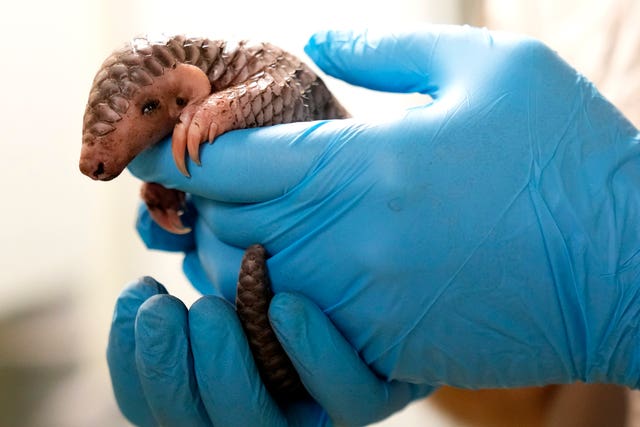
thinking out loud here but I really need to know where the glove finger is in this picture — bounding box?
[305,26,501,97]
[135,294,212,427]
[106,277,167,427]
[269,293,433,426]
[128,118,363,204]
[188,296,288,427]
[183,117,380,249]
[135,202,196,253]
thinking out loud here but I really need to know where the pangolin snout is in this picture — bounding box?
[79,154,120,181]
[79,139,128,181]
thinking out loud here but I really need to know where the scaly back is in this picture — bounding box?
[82,36,293,146]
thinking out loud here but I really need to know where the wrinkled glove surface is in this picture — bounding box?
[107,278,429,426]
[131,26,640,389]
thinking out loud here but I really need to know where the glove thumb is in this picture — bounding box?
[305,26,503,98]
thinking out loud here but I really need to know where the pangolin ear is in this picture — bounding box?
[173,63,211,104]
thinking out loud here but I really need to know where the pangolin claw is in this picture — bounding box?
[187,122,203,166]
[207,122,218,144]
[148,208,192,234]
[172,122,190,177]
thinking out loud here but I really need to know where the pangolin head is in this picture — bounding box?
[79,35,215,180]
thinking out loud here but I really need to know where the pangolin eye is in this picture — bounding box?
[176,97,187,107]
[141,99,160,115]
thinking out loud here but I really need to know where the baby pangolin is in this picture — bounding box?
[79,35,349,402]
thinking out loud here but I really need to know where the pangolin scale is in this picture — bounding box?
[79,35,350,403]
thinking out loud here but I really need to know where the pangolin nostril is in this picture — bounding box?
[94,162,105,178]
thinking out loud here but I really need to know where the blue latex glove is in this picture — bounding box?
[130,26,640,389]
[133,201,242,300]
[107,277,430,426]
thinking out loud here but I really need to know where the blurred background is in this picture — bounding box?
[0,0,638,426]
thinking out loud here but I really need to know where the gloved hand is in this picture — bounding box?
[129,26,640,389]
[107,277,430,427]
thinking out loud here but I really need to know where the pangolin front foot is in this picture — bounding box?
[172,95,238,177]
[140,182,191,234]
